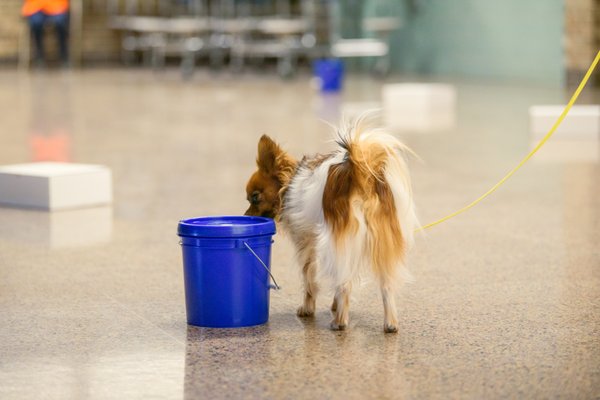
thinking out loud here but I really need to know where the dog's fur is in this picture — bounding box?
[245,117,419,332]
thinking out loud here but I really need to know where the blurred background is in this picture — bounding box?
[0,0,594,85]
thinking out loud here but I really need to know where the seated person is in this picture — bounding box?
[22,0,70,66]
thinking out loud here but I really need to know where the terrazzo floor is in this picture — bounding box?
[0,67,598,399]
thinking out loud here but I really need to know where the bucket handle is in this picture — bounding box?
[243,241,281,290]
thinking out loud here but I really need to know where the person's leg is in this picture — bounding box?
[27,11,47,63]
[47,12,69,63]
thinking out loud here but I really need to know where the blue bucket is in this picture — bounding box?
[313,58,344,93]
[178,216,277,328]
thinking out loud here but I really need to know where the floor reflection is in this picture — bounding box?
[313,93,343,124]
[184,324,273,399]
[26,73,74,163]
[30,130,71,162]
[183,311,411,398]
[0,206,112,248]
[531,139,599,163]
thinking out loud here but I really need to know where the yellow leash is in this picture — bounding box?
[418,50,600,232]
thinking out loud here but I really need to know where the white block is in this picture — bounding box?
[529,105,600,140]
[0,206,112,248]
[382,83,456,131]
[0,162,112,210]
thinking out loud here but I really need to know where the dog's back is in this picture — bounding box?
[282,118,419,287]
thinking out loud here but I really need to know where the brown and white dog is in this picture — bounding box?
[245,117,419,333]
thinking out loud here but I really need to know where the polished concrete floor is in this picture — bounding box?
[0,67,598,399]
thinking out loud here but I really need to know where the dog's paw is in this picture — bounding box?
[296,305,315,318]
[330,321,347,331]
[383,324,399,334]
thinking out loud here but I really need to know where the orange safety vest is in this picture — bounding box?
[22,0,69,17]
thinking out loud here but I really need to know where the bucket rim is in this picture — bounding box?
[178,215,276,238]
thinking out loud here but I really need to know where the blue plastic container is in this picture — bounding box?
[178,216,276,328]
[313,58,344,92]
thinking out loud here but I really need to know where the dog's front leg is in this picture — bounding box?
[296,255,318,317]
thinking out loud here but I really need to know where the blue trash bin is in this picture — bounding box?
[314,58,344,93]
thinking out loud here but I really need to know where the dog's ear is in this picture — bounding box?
[257,134,282,175]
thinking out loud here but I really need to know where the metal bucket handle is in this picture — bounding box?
[243,241,281,290]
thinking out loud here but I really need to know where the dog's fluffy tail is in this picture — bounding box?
[322,114,419,284]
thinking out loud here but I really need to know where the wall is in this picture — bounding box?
[565,0,599,85]
[0,0,23,60]
[383,0,565,85]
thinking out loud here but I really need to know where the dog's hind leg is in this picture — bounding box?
[380,283,399,333]
[330,282,352,330]
[296,251,318,317]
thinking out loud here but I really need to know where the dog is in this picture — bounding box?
[245,116,419,332]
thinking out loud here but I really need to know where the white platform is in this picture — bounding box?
[529,105,600,140]
[0,162,112,210]
[382,83,456,131]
